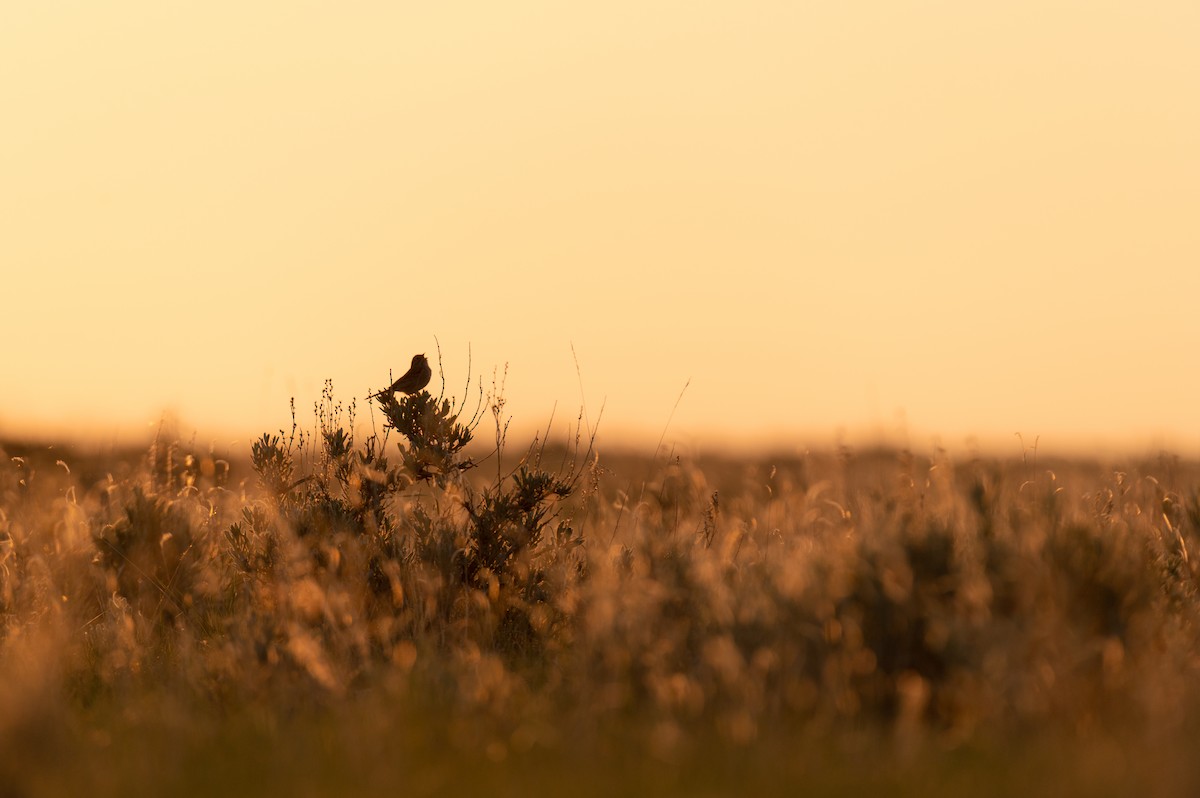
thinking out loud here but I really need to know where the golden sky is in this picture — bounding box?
[3,2,1198,455]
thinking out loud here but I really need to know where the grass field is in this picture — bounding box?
[2,384,1199,796]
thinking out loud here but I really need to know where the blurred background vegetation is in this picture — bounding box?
[2,382,1199,797]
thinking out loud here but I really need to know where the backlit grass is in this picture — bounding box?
[2,381,1199,796]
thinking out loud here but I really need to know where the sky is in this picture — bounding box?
[2,2,1198,456]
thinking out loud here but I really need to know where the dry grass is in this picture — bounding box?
[2,387,1200,796]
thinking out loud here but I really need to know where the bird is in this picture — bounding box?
[369,354,432,399]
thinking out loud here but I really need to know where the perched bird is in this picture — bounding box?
[370,354,432,399]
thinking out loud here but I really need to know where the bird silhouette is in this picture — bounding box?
[370,353,432,399]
